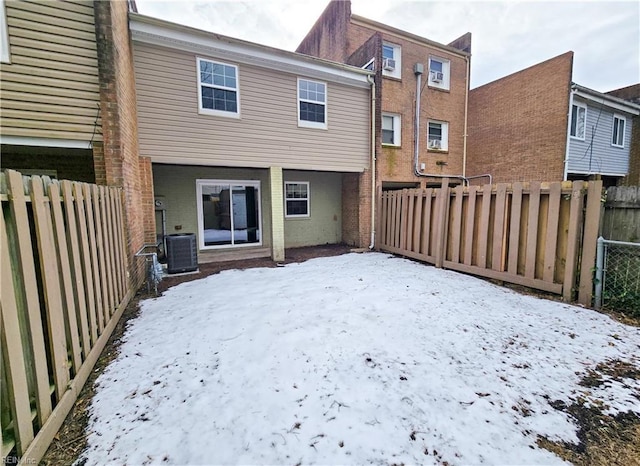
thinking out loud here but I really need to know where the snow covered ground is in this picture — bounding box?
[81,253,640,465]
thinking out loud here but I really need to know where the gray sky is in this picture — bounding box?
[135,0,639,91]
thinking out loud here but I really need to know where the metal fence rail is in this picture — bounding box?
[595,237,640,313]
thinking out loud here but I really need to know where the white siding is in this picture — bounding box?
[567,97,633,176]
[133,43,370,172]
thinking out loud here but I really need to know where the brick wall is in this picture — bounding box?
[296,0,350,61]
[94,0,155,288]
[467,52,574,183]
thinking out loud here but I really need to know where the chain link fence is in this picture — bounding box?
[595,238,640,316]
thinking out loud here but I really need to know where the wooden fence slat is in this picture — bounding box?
[48,182,82,374]
[394,192,402,248]
[30,176,70,401]
[380,192,388,246]
[543,182,562,283]
[400,189,409,251]
[508,182,523,274]
[421,189,433,260]
[463,185,477,265]
[74,183,98,345]
[406,191,415,252]
[112,189,127,299]
[450,185,464,263]
[389,192,397,248]
[0,208,35,455]
[492,183,508,271]
[61,181,91,358]
[578,180,603,305]
[92,185,110,325]
[563,181,585,301]
[525,182,541,279]
[5,170,53,425]
[83,184,104,334]
[99,187,115,317]
[412,190,423,254]
[104,188,122,309]
[477,184,492,268]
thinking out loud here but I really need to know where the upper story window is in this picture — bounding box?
[428,120,449,151]
[612,114,626,148]
[1,0,10,63]
[428,57,450,90]
[382,113,401,146]
[285,182,310,217]
[382,42,401,79]
[570,102,587,140]
[298,78,327,129]
[197,58,240,118]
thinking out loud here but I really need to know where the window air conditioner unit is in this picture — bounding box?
[166,233,198,274]
[431,71,444,83]
[383,57,396,71]
[429,139,442,149]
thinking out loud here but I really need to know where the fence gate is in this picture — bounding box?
[377,179,602,305]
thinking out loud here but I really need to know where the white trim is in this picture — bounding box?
[195,179,262,250]
[611,113,626,148]
[196,57,240,118]
[428,56,451,90]
[284,181,310,218]
[0,136,92,149]
[382,42,401,79]
[381,112,401,146]
[427,120,449,151]
[574,89,640,115]
[569,101,587,141]
[130,15,372,89]
[362,58,375,71]
[567,170,627,177]
[297,78,327,130]
[0,0,9,63]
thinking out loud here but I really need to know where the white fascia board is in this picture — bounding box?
[567,170,627,177]
[574,90,640,116]
[130,19,372,89]
[0,136,92,149]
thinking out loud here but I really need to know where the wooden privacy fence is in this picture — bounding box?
[601,185,640,243]
[378,180,602,305]
[1,170,134,463]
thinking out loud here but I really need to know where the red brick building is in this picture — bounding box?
[297,0,473,245]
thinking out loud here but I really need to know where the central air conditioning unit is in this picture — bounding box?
[429,139,442,150]
[383,57,396,71]
[431,71,444,83]
[166,233,198,274]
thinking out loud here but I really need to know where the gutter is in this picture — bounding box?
[368,75,376,250]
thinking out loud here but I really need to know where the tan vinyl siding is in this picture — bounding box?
[133,43,370,172]
[0,0,101,143]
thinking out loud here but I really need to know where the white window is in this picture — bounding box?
[382,42,401,79]
[197,58,240,118]
[1,0,10,63]
[428,120,449,151]
[362,58,375,71]
[196,180,261,249]
[570,103,587,140]
[428,57,450,90]
[612,114,626,148]
[285,182,310,217]
[298,78,327,129]
[382,113,401,146]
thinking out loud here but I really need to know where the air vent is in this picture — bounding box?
[166,233,197,274]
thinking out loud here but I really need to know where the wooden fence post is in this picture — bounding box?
[435,178,450,268]
[578,180,603,306]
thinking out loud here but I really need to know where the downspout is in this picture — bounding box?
[368,74,376,249]
[563,85,576,181]
[462,55,470,178]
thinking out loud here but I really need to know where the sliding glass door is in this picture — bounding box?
[196,180,261,249]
